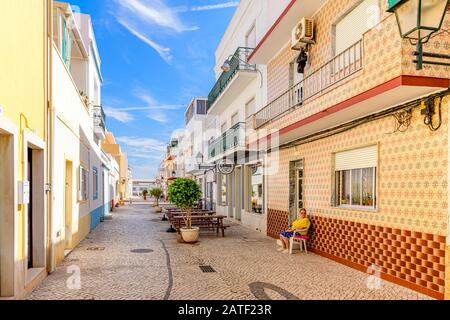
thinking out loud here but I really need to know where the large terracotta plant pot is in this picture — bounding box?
[180,227,200,243]
[155,207,162,213]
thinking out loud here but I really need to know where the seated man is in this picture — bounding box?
[278,208,310,253]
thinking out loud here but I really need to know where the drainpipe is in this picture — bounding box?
[45,0,56,273]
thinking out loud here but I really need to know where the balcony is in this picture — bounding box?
[254,40,363,128]
[93,105,106,139]
[249,13,449,147]
[208,122,246,162]
[102,143,121,157]
[208,47,256,113]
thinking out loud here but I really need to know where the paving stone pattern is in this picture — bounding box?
[28,203,432,300]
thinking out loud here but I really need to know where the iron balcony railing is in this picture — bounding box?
[208,122,246,159]
[93,105,106,131]
[254,40,363,128]
[208,47,256,111]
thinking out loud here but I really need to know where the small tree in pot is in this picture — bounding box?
[168,178,202,243]
[150,188,163,212]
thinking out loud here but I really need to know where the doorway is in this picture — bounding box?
[228,173,235,218]
[0,131,15,297]
[295,163,304,217]
[234,167,242,221]
[64,160,73,250]
[27,148,33,269]
[103,167,109,218]
[207,182,213,211]
[24,136,45,283]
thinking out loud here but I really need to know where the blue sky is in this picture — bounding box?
[69,0,238,178]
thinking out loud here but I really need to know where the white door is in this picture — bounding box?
[295,166,304,217]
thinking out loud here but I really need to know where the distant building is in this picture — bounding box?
[133,179,156,196]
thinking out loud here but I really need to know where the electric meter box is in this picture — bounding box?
[18,181,30,205]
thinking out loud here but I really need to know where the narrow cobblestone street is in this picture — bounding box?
[28,203,432,300]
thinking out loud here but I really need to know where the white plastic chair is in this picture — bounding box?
[289,228,309,254]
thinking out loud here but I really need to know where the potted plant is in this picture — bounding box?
[150,188,163,212]
[79,91,90,107]
[168,178,202,243]
[142,189,149,201]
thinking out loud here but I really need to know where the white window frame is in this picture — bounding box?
[334,145,378,211]
[78,166,88,202]
[246,162,264,215]
[336,167,377,210]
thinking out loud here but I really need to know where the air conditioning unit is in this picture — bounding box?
[291,18,314,50]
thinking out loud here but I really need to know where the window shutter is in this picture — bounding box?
[335,0,379,54]
[335,145,377,171]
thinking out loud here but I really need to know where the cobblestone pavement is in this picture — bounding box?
[28,203,431,300]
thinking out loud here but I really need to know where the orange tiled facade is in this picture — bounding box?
[266,98,449,299]
[263,2,449,132]
[257,0,450,299]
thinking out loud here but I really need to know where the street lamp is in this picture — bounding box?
[221,53,264,88]
[388,0,450,69]
[195,152,204,166]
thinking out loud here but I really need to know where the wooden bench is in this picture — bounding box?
[173,215,229,237]
[167,210,215,224]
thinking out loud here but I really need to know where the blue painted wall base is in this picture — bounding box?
[90,205,105,231]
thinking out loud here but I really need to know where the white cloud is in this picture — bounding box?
[116,136,167,178]
[120,105,184,111]
[189,2,239,12]
[117,18,173,63]
[175,1,239,13]
[116,136,167,153]
[130,164,160,179]
[103,106,134,123]
[147,110,169,123]
[130,152,162,160]
[117,0,198,32]
[133,90,184,110]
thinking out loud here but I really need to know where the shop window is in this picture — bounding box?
[221,175,227,206]
[249,164,263,214]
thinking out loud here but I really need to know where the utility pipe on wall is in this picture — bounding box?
[45,0,56,273]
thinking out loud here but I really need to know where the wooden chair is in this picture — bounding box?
[289,228,309,254]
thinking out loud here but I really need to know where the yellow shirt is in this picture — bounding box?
[291,218,310,235]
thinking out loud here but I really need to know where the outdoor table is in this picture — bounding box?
[172,215,227,237]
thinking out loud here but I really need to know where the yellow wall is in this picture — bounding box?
[0,0,47,261]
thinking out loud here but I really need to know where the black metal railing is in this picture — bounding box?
[254,40,363,128]
[208,122,246,159]
[208,47,256,111]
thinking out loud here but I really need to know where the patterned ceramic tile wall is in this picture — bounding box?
[308,215,446,298]
[262,0,450,300]
[446,245,450,299]
[268,97,449,236]
[262,1,450,132]
[266,96,449,298]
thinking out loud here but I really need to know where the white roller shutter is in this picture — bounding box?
[335,0,379,54]
[335,145,378,171]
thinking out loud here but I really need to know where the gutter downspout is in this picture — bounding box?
[45,0,56,273]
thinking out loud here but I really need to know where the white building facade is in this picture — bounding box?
[205,0,290,233]
[51,2,111,263]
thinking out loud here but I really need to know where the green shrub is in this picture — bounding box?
[168,179,202,229]
[150,188,163,206]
